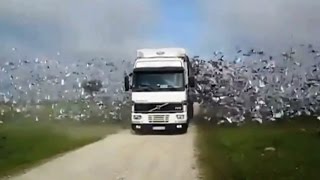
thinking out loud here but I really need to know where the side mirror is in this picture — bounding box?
[189,76,195,88]
[124,75,130,91]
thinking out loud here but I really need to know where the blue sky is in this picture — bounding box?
[151,0,202,55]
[0,0,207,59]
[0,0,320,60]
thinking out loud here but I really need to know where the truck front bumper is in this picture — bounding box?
[131,113,188,124]
[131,112,188,132]
[131,123,188,132]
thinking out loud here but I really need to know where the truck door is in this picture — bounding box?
[185,56,194,120]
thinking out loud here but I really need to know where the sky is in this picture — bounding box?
[0,0,320,61]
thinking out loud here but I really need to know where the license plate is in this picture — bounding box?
[152,126,165,130]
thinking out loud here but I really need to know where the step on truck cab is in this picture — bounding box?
[124,48,195,134]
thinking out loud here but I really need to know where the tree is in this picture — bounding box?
[81,79,103,99]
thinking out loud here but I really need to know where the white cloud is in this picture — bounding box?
[198,0,320,55]
[0,0,160,59]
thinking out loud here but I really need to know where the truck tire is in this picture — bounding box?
[178,126,188,134]
[132,129,144,135]
[131,126,143,135]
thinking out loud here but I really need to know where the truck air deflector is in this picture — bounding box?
[133,67,184,72]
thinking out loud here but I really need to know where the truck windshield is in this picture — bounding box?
[132,71,185,92]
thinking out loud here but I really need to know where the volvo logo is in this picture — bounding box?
[148,103,169,112]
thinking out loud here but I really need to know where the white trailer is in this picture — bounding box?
[124,48,195,134]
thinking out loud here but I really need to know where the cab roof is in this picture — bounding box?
[137,48,187,58]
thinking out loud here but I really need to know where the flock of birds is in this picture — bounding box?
[192,44,320,124]
[1,44,320,124]
[0,52,132,122]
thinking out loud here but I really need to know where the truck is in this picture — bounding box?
[124,48,195,134]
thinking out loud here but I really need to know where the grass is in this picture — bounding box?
[196,118,320,180]
[0,119,121,178]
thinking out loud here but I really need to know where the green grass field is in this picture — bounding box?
[3,102,320,180]
[0,100,130,178]
[0,107,122,178]
[196,118,320,180]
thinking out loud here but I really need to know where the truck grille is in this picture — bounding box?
[134,103,183,113]
[148,115,169,123]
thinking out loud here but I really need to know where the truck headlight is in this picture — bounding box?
[176,115,185,119]
[133,115,142,120]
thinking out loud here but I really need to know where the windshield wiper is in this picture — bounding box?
[137,87,154,91]
[135,84,156,91]
[166,87,181,90]
[134,84,183,91]
[163,85,183,90]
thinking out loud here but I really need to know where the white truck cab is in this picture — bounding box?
[124,48,195,134]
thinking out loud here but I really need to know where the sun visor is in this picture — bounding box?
[135,60,183,68]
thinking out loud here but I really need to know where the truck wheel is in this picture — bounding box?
[132,129,144,135]
[131,127,143,135]
[130,129,136,134]
[178,126,188,134]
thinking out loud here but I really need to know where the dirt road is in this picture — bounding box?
[10,127,199,180]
